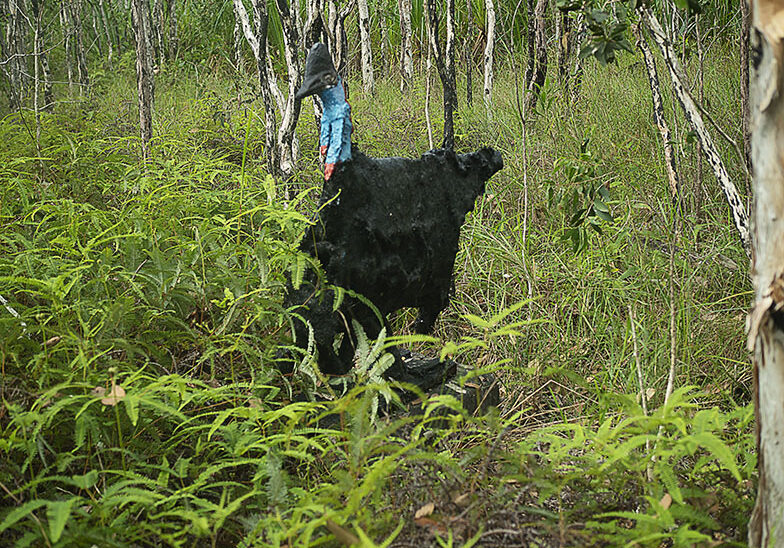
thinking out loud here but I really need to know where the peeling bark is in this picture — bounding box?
[130,0,154,158]
[634,24,681,212]
[483,0,495,108]
[167,0,178,61]
[642,9,750,255]
[233,0,302,176]
[748,0,784,543]
[70,0,89,93]
[357,0,374,93]
[98,0,114,66]
[524,0,547,112]
[274,0,302,175]
[399,0,413,90]
[233,0,277,171]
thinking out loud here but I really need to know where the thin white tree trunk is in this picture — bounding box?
[60,5,74,96]
[233,0,277,171]
[635,24,680,209]
[98,0,114,66]
[6,0,26,108]
[357,0,374,94]
[130,0,154,158]
[641,8,750,255]
[70,0,89,93]
[167,0,178,61]
[483,0,495,108]
[152,0,163,62]
[748,0,784,544]
[273,0,302,175]
[399,0,413,90]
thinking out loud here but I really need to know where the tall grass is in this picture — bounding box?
[0,45,754,546]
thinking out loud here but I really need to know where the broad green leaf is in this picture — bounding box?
[0,499,47,534]
[47,499,77,543]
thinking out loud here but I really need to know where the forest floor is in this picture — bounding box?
[0,47,756,547]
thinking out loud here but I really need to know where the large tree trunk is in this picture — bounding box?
[482,0,495,108]
[130,0,154,158]
[357,0,374,94]
[748,0,784,543]
[398,0,413,91]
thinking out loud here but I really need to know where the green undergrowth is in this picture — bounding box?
[1,48,755,546]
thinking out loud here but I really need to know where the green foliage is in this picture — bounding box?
[0,37,754,546]
[546,139,614,252]
[579,3,635,66]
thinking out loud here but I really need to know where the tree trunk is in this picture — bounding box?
[464,0,472,106]
[302,0,325,48]
[98,0,114,67]
[748,1,784,545]
[357,0,374,94]
[570,11,585,103]
[557,8,571,94]
[399,0,413,91]
[524,0,547,112]
[233,0,277,171]
[130,0,154,158]
[483,0,495,108]
[327,0,353,78]
[61,5,75,96]
[740,0,752,174]
[634,23,681,213]
[426,0,457,150]
[70,0,90,93]
[4,0,27,109]
[152,0,163,63]
[273,0,302,176]
[641,8,750,255]
[167,0,178,61]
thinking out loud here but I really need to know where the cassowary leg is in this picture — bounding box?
[414,297,447,334]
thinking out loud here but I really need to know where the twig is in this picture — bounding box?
[0,293,27,333]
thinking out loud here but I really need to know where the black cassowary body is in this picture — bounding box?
[284,146,503,376]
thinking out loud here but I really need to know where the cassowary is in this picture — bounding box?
[284,145,503,377]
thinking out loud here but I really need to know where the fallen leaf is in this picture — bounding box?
[660,493,672,511]
[44,336,61,347]
[415,502,435,519]
[645,388,656,400]
[101,383,126,406]
[452,492,470,507]
[91,386,106,397]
